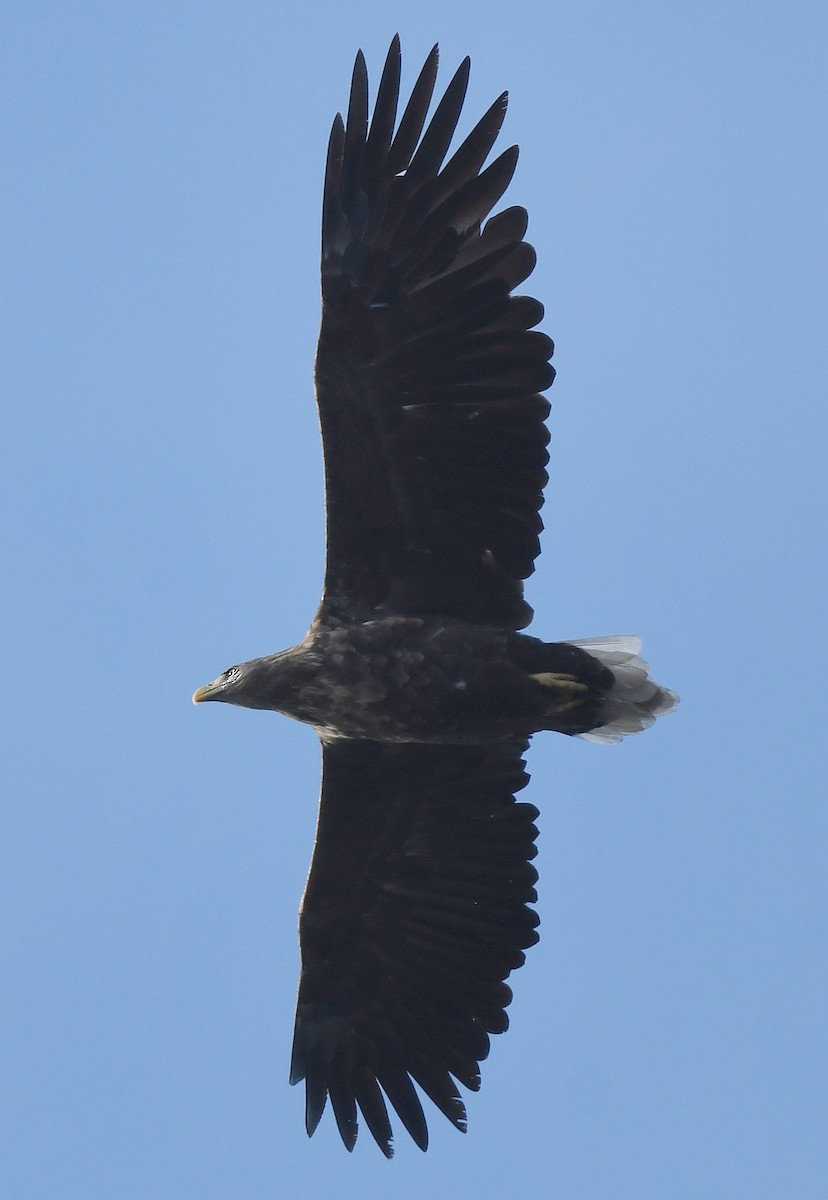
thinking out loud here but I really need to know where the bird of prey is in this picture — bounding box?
[193,37,677,1157]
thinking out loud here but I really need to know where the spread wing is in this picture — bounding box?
[289,738,539,1156]
[315,37,554,630]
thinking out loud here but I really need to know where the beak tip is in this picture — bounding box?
[193,678,225,705]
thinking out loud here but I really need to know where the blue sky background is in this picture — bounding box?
[3,1,826,1196]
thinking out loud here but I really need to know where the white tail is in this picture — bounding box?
[568,636,679,744]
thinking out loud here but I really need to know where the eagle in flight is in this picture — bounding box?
[193,37,677,1157]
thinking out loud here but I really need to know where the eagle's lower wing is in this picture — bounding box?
[315,37,553,630]
[289,737,539,1156]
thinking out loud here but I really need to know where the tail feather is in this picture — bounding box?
[567,636,679,744]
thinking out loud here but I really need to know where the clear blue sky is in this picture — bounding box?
[3,1,826,1196]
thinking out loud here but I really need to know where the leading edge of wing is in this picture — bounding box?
[315,38,554,629]
[289,737,538,1156]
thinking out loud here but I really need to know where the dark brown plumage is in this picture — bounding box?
[193,37,677,1157]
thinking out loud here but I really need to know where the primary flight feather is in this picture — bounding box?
[193,37,678,1157]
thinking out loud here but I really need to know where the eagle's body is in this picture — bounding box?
[193,38,677,1157]
[203,615,622,742]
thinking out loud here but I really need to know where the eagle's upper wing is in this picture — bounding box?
[315,38,554,630]
[289,738,538,1156]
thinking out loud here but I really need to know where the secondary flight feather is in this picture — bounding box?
[193,37,678,1157]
